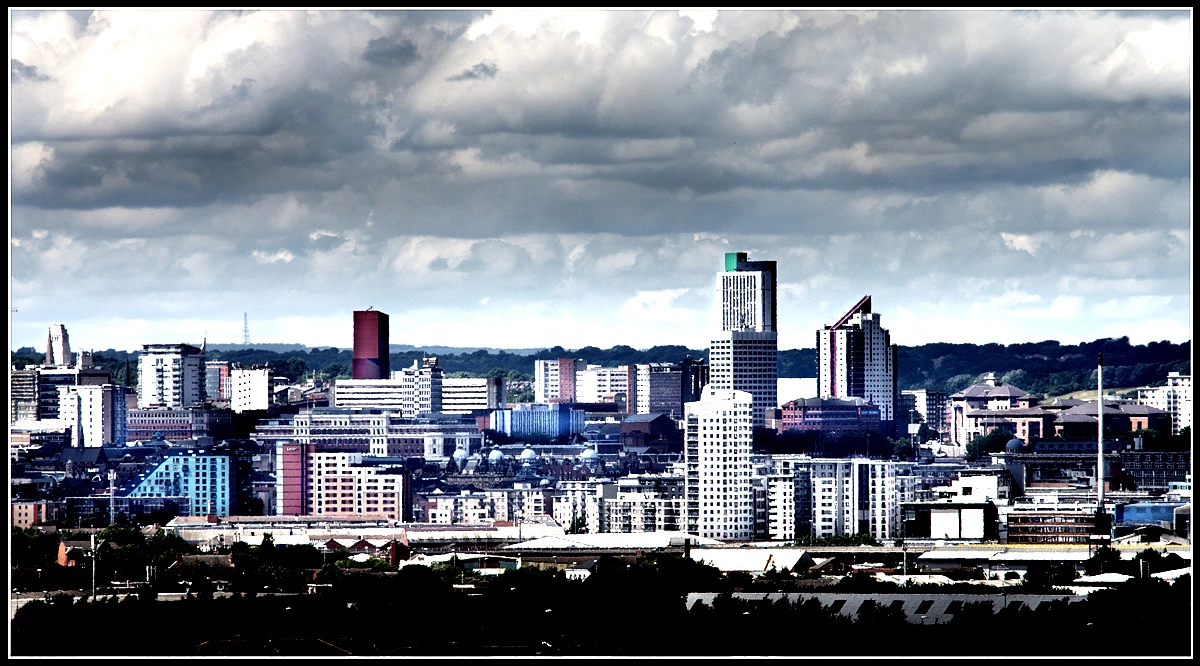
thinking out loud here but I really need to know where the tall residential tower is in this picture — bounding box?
[817,295,898,436]
[708,252,778,428]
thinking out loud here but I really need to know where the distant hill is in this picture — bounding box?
[11,336,1188,398]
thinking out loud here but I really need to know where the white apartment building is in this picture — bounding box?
[442,377,506,414]
[46,322,72,367]
[1137,372,1192,436]
[808,457,901,541]
[57,384,127,448]
[575,365,632,404]
[818,296,898,434]
[232,367,273,413]
[762,454,814,541]
[683,386,755,541]
[424,490,499,524]
[709,252,778,428]
[553,479,616,534]
[604,494,684,533]
[138,343,207,409]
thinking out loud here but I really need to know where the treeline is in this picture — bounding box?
[11,336,1189,396]
[11,552,1191,656]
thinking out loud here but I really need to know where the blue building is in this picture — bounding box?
[1115,501,1189,526]
[489,403,585,441]
[120,448,233,516]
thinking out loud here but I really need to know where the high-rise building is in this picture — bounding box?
[806,457,901,540]
[232,367,274,413]
[817,295,899,436]
[1137,372,1192,436]
[205,361,232,402]
[635,363,685,419]
[352,310,390,380]
[57,384,127,448]
[137,343,207,408]
[680,355,710,405]
[45,322,72,367]
[708,252,778,428]
[683,386,755,541]
[534,358,580,404]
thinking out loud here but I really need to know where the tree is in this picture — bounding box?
[1084,546,1126,576]
[967,428,1013,461]
[890,437,914,460]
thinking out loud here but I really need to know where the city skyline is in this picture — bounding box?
[10,10,1193,353]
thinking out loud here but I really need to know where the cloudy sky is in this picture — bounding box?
[9,9,1192,353]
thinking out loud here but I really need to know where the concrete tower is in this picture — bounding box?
[45,322,72,367]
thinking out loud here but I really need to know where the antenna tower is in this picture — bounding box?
[242,313,250,345]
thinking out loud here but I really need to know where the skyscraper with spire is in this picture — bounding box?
[707,252,778,428]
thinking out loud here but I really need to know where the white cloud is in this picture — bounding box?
[251,249,295,264]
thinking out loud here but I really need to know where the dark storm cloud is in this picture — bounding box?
[363,36,420,66]
[8,10,1191,351]
[447,62,498,81]
[12,60,52,83]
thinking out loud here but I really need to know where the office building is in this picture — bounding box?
[772,397,882,437]
[489,403,585,441]
[635,363,685,419]
[442,377,506,414]
[680,355,710,405]
[205,361,232,402]
[352,309,390,380]
[57,384,127,447]
[1137,372,1192,436]
[817,295,899,436]
[45,322,72,366]
[120,448,233,517]
[10,365,112,422]
[709,252,778,428]
[333,357,444,417]
[683,386,755,541]
[901,389,948,438]
[138,343,207,409]
[575,364,633,405]
[534,358,580,404]
[125,406,233,442]
[252,408,482,457]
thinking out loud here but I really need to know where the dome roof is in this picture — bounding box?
[487,447,505,464]
[1006,437,1024,451]
[452,446,468,461]
[519,445,537,462]
[580,446,599,461]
